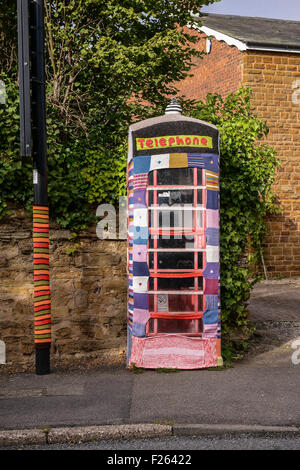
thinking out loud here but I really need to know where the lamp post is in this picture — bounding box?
[18,0,51,375]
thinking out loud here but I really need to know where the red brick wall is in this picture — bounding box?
[177,31,300,277]
[243,51,300,276]
[176,31,243,101]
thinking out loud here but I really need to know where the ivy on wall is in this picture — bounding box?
[190,89,279,332]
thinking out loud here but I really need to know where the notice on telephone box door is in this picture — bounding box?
[157,294,168,312]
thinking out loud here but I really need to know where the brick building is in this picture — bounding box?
[177,14,300,277]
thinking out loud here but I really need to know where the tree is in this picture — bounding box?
[42,0,215,141]
[0,0,215,228]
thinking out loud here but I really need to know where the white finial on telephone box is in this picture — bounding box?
[165,97,182,115]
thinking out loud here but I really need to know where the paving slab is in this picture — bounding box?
[129,364,300,426]
[0,370,133,430]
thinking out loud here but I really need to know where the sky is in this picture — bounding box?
[202,0,300,20]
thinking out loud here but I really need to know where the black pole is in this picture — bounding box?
[30,0,50,374]
[17,0,32,157]
[30,0,48,205]
[18,0,50,374]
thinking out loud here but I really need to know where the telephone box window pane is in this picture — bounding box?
[156,168,194,186]
[148,190,153,206]
[149,294,203,313]
[158,189,193,206]
[197,190,203,205]
[149,277,203,292]
[149,168,203,186]
[159,210,183,229]
[149,209,203,228]
[149,252,153,269]
[149,189,194,207]
[168,294,199,312]
[171,294,194,312]
[149,252,195,270]
[149,277,195,291]
[150,209,194,228]
[148,318,154,333]
[196,168,203,182]
[196,210,204,228]
[157,319,196,334]
[182,210,194,229]
[198,252,203,269]
[149,235,195,249]
[147,317,203,336]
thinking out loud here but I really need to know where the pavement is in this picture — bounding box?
[0,278,300,447]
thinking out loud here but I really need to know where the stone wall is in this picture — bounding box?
[0,209,127,371]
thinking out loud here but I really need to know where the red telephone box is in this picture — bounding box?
[127,100,221,369]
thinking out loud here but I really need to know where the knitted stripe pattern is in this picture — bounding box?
[33,205,51,346]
